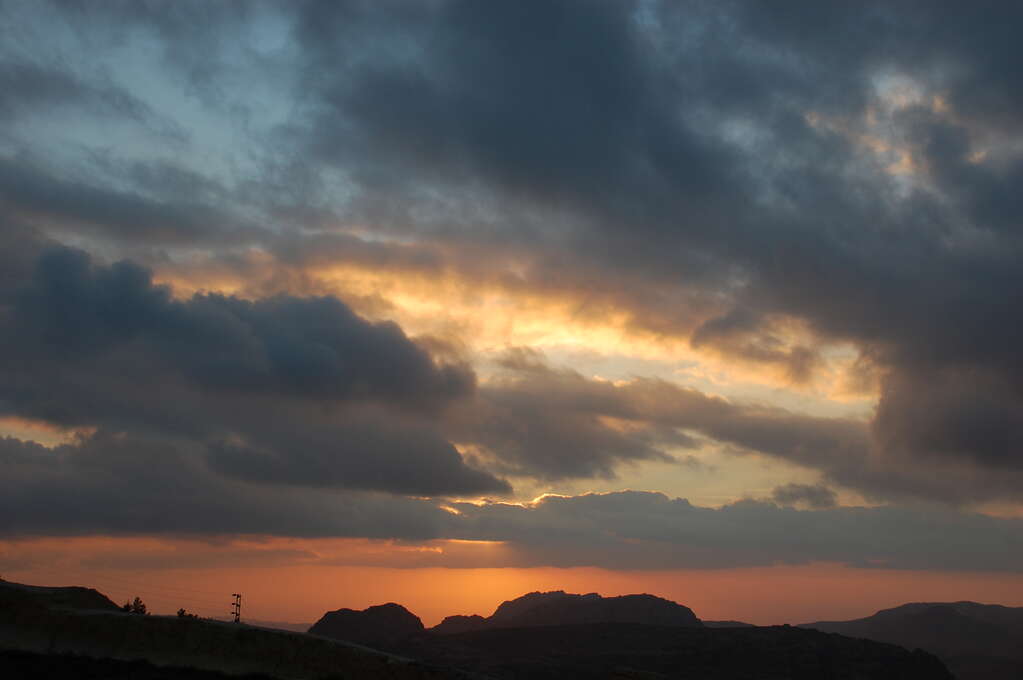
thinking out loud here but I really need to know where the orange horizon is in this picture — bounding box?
[7,560,1022,629]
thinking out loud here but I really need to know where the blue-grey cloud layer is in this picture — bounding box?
[0,236,502,497]
[2,0,1023,566]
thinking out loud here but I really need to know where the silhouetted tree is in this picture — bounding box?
[123,596,147,614]
[177,608,198,619]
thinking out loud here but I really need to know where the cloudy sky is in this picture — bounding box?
[2,0,1022,625]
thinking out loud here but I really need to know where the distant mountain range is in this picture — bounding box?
[305,590,951,678]
[307,590,703,648]
[800,601,1023,680]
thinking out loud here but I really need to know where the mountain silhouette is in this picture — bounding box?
[801,601,1023,680]
[308,602,424,649]
[433,590,701,633]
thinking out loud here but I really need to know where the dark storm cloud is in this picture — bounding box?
[444,491,1023,571]
[0,242,505,497]
[6,436,1022,573]
[0,157,263,245]
[282,0,1023,500]
[690,308,821,384]
[453,377,684,481]
[451,353,1023,503]
[293,0,746,274]
[0,222,49,298]
[0,434,450,539]
[0,60,150,122]
[873,367,1023,470]
[3,0,1023,505]
[772,483,838,510]
[450,352,865,483]
[10,246,472,406]
[306,1,674,198]
[203,411,503,496]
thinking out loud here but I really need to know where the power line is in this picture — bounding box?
[19,567,226,607]
[8,565,264,620]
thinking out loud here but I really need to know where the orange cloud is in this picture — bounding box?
[147,238,874,409]
[0,416,93,448]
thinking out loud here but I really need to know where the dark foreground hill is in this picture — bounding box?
[802,602,1023,680]
[1,648,281,680]
[432,591,701,634]
[0,579,464,680]
[397,622,952,680]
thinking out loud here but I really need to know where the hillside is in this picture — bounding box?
[399,622,952,679]
[801,602,1023,680]
[1,648,280,680]
[0,579,464,680]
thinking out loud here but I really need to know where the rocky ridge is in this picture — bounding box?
[433,590,701,634]
[308,602,425,649]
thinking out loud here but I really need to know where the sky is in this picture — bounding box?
[1,0,1022,626]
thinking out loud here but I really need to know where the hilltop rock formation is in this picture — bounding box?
[308,602,424,649]
[432,590,701,634]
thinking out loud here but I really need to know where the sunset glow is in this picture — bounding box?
[7,538,1022,627]
[2,1,1023,645]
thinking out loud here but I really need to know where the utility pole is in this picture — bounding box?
[231,593,241,623]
